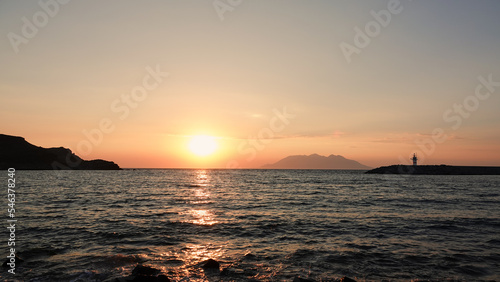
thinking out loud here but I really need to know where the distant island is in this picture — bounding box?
[262,154,371,170]
[0,134,120,170]
[366,165,500,175]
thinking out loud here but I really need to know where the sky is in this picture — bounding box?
[1,0,500,168]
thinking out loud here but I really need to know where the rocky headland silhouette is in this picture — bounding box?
[366,164,500,175]
[0,134,120,170]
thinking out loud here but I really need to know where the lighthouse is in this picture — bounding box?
[411,153,418,166]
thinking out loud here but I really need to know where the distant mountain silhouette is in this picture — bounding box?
[0,134,120,170]
[262,154,371,170]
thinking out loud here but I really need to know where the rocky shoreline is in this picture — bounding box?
[366,165,500,175]
[108,261,358,282]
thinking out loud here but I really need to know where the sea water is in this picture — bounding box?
[1,169,499,281]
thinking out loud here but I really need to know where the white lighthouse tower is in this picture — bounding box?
[411,153,418,166]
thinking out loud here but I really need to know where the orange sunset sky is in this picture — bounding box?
[1,1,500,168]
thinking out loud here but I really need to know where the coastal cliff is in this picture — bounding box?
[366,165,500,175]
[0,134,120,170]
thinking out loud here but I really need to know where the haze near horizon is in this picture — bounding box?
[1,0,500,168]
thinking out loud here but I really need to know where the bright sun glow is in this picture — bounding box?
[188,135,217,157]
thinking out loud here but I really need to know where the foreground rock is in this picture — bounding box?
[0,134,120,170]
[366,165,500,175]
[114,265,169,282]
[202,258,220,272]
[132,265,161,276]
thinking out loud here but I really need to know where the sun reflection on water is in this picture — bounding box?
[182,209,218,226]
[148,170,228,280]
[181,243,225,265]
[180,170,219,226]
[192,187,211,205]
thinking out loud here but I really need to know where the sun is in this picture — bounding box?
[188,135,218,157]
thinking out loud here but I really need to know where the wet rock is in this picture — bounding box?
[293,276,315,282]
[340,276,356,282]
[202,258,220,271]
[157,275,169,282]
[132,265,161,276]
[243,252,257,260]
[113,265,169,282]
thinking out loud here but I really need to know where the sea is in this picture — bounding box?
[1,169,499,281]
